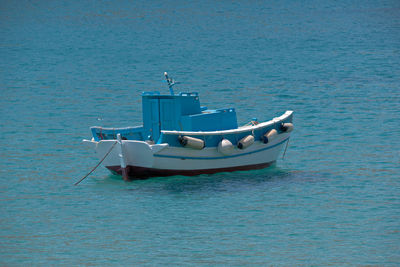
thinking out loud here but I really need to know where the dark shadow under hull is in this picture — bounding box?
[106,161,275,180]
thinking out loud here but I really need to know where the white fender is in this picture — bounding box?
[179,136,205,150]
[262,129,278,144]
[281,123,294,133]
[237,135,254,149]
[218,138,234,155]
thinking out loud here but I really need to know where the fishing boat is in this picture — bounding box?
[83,73,294,180]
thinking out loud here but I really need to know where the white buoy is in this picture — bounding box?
[218,138,234,155]
[262,129,278,144]
[179,136,205,150]
[237,135,254,149]
[281,123,294,133]
[117,134,128,181]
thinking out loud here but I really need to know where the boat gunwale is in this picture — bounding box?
[161,110,293,136]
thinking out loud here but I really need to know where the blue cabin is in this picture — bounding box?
[142,91,237,141]
[91,91,238,143]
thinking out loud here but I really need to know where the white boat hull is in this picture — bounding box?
[83,132,290,179]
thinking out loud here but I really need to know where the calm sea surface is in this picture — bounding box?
[1,0,399,265]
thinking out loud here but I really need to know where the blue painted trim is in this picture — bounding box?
[154,137,289,160]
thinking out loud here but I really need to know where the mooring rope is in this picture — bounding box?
[282,138,290,160]
[74,141,117,186]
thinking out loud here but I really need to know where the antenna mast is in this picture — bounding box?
[164,72,179,95]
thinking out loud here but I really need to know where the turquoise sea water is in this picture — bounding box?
[1,0,399,265]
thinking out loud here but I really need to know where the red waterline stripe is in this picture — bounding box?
[106,161,275,180]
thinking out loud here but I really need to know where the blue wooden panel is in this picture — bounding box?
[91,126,144,141]
[150,99,160,141]
[160,99,176,130]
[181,108,238,131]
